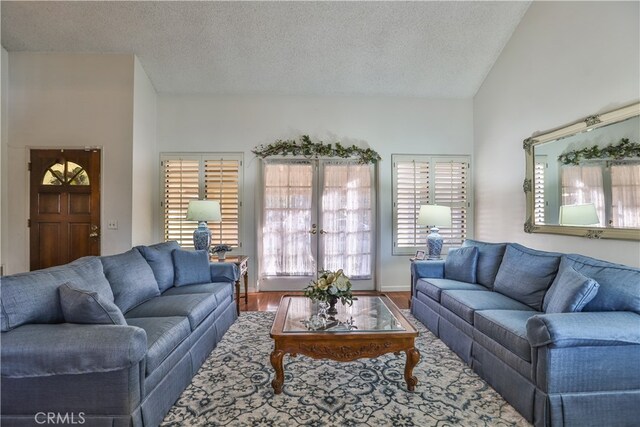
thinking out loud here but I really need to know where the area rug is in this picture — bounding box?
[162,311,530,426]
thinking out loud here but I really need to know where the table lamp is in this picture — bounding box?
[186,200,221,251]
[418,204,452,259]
[559,203,600,226]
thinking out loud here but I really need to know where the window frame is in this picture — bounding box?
[160,152,244,249]
[392,154,473,255]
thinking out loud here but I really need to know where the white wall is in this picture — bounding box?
[0,48,6,274]
[157,95,474,291]
[5,53,135,273]
[132,57,158,245]
[474,1,640,266]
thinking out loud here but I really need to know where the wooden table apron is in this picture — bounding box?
[269,297,420,394]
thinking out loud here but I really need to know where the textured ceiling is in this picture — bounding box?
[1,1,530,97]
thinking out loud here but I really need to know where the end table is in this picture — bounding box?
[214,255,249,315]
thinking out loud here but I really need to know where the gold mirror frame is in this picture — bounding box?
[523,102,640,241]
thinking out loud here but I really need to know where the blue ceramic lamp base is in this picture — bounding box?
[427,227,444,260]
[193,222,212,251]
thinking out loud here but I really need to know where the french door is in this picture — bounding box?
[259,158,376,291]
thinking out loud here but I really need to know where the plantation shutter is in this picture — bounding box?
[204,157,242,247]
[393,155,472,254]
[162,153,243,249]
[162,157,200,246]
[433,159,469,247]
[534,157,546,224]
[393,159,430,250]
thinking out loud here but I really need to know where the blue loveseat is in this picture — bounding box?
[411,240,640,427]
[1,241,238,426]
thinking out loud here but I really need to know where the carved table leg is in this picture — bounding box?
[270,349,285,394]
[404,347,420,391]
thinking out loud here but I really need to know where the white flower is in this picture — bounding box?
[328,285,339,295]
[317,278,328,290]
[335,274,350,292]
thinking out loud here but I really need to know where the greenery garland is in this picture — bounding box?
[558,138,640,165]
[252,135,381,164]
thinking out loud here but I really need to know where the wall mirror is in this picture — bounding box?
[523,102,640,240]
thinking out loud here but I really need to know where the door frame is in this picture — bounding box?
[26,146,104,268]
[256,157,378,292]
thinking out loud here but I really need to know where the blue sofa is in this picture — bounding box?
[411,240,640,427]
[1,241,238,426]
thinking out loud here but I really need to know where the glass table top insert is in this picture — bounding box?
[282,296,405,333]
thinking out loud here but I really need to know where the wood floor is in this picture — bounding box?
[240,291,411,312]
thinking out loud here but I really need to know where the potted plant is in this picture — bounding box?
[211,244,232,261]
[303,269,355,315]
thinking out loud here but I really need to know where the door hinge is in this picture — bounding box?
[28,219,31,227]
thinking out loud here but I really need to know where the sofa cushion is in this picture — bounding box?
[474,310,538,362]
[59,283,126,325]
[440,290,535,325]
[416,278,485,303]
[462,239,507,288]
[136,241,180,292]
[562,254,640,314]
[543,259,600,313]
[163,282,234,306]
[494,244,561,311]
[125,294,218,331]
[0,257,113,332]
[125,316,190,375]
[101,249,161,314]
[445,246,479,283]
[172,249,211,286]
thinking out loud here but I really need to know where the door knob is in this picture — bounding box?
[319,229,327,234]
[89,225,100,238]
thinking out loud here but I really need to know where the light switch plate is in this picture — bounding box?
[107,220,118,230]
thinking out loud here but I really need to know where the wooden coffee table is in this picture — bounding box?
[269,295,420,394]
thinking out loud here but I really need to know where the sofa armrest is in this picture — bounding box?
[527,312,640,348]
[209,262,239,282]
[412,260,445,279]
[1,323,147,378]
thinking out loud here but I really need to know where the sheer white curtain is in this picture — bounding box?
[611,163,640,228]
[261,162,315,276]
[561,165,605,226]
[321,163,372,279]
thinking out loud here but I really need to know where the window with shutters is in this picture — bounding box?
[392,155,472,255]
[534,156,547,224]
[161,153,243,249]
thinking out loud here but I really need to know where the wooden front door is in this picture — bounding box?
[30,149,101,270]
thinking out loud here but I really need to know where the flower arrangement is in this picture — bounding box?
[252,135,381,165]
[210,244,232,254]
[557,138,640,165]
[304,269,355,306]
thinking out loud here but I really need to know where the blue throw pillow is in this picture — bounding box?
[462,239,507,288]
[493,244,561,311]
[172,249,211,286]
[59,283,127,325]
[100,249,161,313]
[136,241,180,292]
[445,246,479,283]
[543,260,600,313]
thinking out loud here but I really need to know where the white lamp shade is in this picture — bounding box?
[186,200,221,222]
[417,204,452,228]
[559,203,600,226]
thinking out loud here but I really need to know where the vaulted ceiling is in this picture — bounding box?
[1,1,531,97]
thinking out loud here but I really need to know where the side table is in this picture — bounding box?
[215,255,249,315]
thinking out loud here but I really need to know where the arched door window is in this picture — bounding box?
[42,160,90,186]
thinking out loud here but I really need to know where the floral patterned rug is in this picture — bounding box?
[162,311,530,426]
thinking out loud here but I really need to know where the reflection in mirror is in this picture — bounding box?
[524,102,640,240]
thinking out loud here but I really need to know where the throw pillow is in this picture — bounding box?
[493,244,561,311]
[543,261,600,313]
[173,249,211,286]
[59,282,127,325]
[100,249,161,313]
[136,241,180,292]
[462,240,507,289]
[445,246,479,283]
